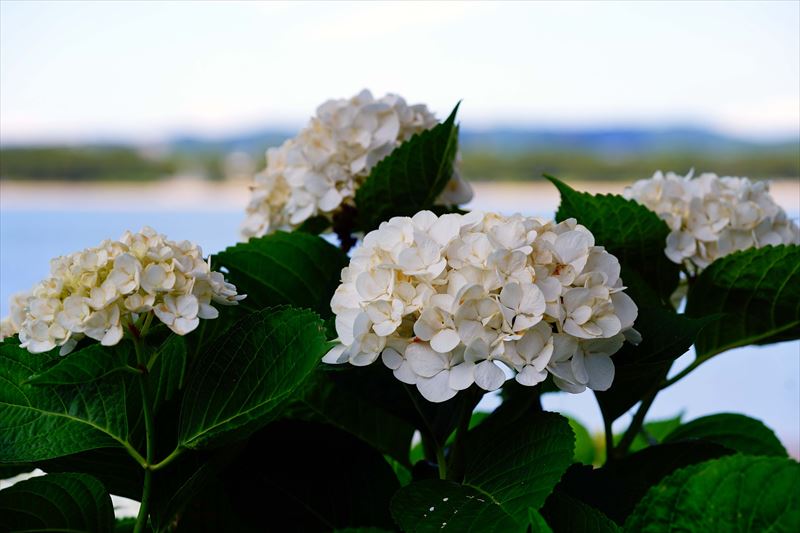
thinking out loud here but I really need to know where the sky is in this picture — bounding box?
[1,0,799,143]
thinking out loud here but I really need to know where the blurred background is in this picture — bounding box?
[1,0,799,467]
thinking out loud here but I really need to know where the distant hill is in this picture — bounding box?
[164,126,799,157]
[2,127,797,182]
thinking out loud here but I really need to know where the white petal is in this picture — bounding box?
[515,365,547,386]
[406,342,446,377]
[448,362,476,390]
[101,325,124,346]
[474,360,506,391]
[322,344,349,364]
[430,329,461,353]
[393,360,419,384]
[350,350,380,366]
[417,372,458,403]
[585,354,615,391]
[381,347,403,369]
[570,351,589,385]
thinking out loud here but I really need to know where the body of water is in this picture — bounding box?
[1,184,798,457]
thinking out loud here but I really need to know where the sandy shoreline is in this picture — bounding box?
[2,178,798,212]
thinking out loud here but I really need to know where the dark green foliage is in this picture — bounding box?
[213,231,348,317]
[541,491,620,533]
[663,413,787,457]
[0,339,142,463]
[356,104,460,231]
[178,306,327,449]
[686,244,800,357]
[595,307,715,422]
[391,479,525,532]
[546,175,680,304]
[626,455,800,532]
[0,473,115,532]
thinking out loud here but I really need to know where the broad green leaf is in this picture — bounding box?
[25,342,133,386]
[385,455,413,486]
[595,307,714,422]
[180,421,400,532]
[541,491,620,533]
[663,413,787,457]
[320,364,473,453]
[213,231,348,317]
[0,339,142,463]
[150,445,243,531]
[529,509,554,532]
[291,368,416,466]
[556,441,732,524]
[625,414,683,453]
[296,214,331,235]
[391,479,525,533]
[36,447,143,500]
[115,517,137,532]
[625,454,800,532]
[686,244,800,357]
[178,306,327,449]
[355,103,460,231]
[464,411,574,523]
[0,472,114,533]
[569,417,597,465]
[0,464,32,480]
[148,334,187,414]
[546,175,680,304]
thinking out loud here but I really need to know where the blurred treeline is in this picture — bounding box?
[1,128,798,182]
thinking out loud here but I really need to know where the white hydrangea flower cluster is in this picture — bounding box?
[625,171,799,269]
[323,210,639,402]
[0,227,244,355]
[241,89,473,238]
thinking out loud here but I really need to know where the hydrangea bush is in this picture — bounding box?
[1,94,798,533]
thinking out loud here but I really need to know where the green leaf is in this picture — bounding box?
[625,454,800,532]
[296,215,331,235]
[181,421,400,532]
[115,517,137,533]
[148,334,187,414]
[546,175,681,304]
[320,364,472,453]
[213,231,348,317]
[355,103,461,231]
[541,491,620,533]
[0,340,142,463]
[25,342,134,386]
[569,417,597,465]
[0,472,114,533]
[178,306,327,449]
[36,447,143,500]
[291,368,416,466]
[0,463,33,480]
[686,244,800,358]
[595,307,715,422]
[625,414,683,453]
[391,479,525,533]
[529,509,554,532]
[663,413,787,457]
[463,411,574,523]
[556,441,732,524]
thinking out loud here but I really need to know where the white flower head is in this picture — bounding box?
[241,90,473,239]
[625,171,799,269]
[1,227,245,354]
[323,210,639,402]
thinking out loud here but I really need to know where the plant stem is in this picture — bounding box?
[446,387,483,482]
[603,417,615,464]
[133,336,156,533]
[149,446,184,472]
[614,387,658,459]
[436,447,447,480]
